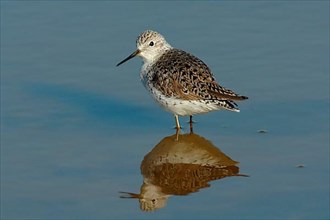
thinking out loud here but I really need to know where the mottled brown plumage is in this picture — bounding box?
[147,48,247,111]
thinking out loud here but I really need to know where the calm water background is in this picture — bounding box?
[1,1,329,219]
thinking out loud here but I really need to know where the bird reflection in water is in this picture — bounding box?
[120,131,248,212]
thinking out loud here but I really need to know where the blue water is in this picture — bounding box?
[1,1,329,219]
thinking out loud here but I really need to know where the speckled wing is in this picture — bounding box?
[149,49,248,102]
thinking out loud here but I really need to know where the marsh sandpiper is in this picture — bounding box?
[117,30,247,130]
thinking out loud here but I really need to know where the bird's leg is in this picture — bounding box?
[174,115,181,130]
[189,115,194,134]
[175,126,180,141]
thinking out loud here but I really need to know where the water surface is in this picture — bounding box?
[1,1,329,219]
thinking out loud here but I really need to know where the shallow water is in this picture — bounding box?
[1,1,329,219]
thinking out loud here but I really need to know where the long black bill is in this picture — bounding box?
[116,49,140,67]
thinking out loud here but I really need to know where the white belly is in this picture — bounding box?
[147,86,223,116]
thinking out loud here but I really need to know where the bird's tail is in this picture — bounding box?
[217,100,241,112]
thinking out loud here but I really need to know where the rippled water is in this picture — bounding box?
[1,1,329,219]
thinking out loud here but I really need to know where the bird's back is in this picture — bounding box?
[146,49,247,106]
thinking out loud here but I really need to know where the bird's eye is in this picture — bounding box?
[149,41,154,46]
